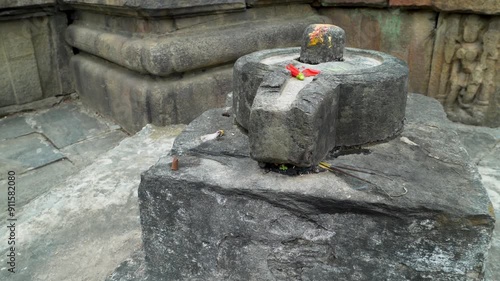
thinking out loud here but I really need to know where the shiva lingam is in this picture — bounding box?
[233,24,408,168]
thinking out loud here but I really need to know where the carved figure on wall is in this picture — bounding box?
[429,14,499,127]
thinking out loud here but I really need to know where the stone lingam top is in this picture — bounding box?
[232,24,409,167]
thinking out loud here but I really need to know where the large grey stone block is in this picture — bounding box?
[0,20,43,106]
[71,54,232,133]
[0,14,74,108]
[139,94,494,280]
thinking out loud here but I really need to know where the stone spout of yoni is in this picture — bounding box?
[249,70,340,167]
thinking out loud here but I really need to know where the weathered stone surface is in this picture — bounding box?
[72,4,318,35]
[0,19,43,106]
[71,54,232,133]
[0,115,35,140]
[0,159,76,221]
[60,130,128,166]
[249,70,340,166]
[32,14,75,97]
[389,0,500,15]
[66,12,330,76]
[233,47,408,149]
[33,103,111,148]
[319,0,388,7]
[0,0,54,9]
[0,14,74,109]
[139,94,494,281]
[388,0,431,7]
[300,24,345,64]
[0,124,184,281]
[105,249,148,281]
[246,0,313,6]
[0,95,70,117]
[62,0,246,16]
[319,8,436,95]
[0,133,64,175]
[428,14,500,127]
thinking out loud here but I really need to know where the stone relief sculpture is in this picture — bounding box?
[430,14,500,127]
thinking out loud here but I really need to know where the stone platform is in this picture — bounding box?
[137,94,495,280]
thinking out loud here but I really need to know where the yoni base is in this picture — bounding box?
[138,94,494,281]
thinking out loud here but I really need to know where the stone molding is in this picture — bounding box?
[390,0,500,15]
[319,0,500,15]
[61,0,246,17]
[66,14,330,76]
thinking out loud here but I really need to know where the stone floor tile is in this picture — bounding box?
[60,130,128,167]
[0,159,76,221]
[31,103,111,148]
[0,115,35,141]
[0,133,64,178]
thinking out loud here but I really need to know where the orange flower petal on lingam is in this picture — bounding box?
[302,68,321,77]
[286,64,304,80]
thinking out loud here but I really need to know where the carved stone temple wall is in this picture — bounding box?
[428,14,500,127]
[317,0,500,127]
[0,0,499,128]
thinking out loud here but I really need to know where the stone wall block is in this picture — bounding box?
[0,43,17,106]
[319,8,436,94]
[320,0,388,7]
[30,13,75,98]
[429,13,500,127]
[62,0,246,17]
[246,0,313,6]
[0,9,74,109]
[390,0,500,15]
[0,20,43,105]
[71,54,233,133]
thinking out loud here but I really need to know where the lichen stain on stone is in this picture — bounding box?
[380,12,402,47]
[436,213,494,228]
[488,202,496,219]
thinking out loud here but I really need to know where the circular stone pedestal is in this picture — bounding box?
[233,47,408,167]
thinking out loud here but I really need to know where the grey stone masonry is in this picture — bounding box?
[0,1,74,109]
[139,94,494,281]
